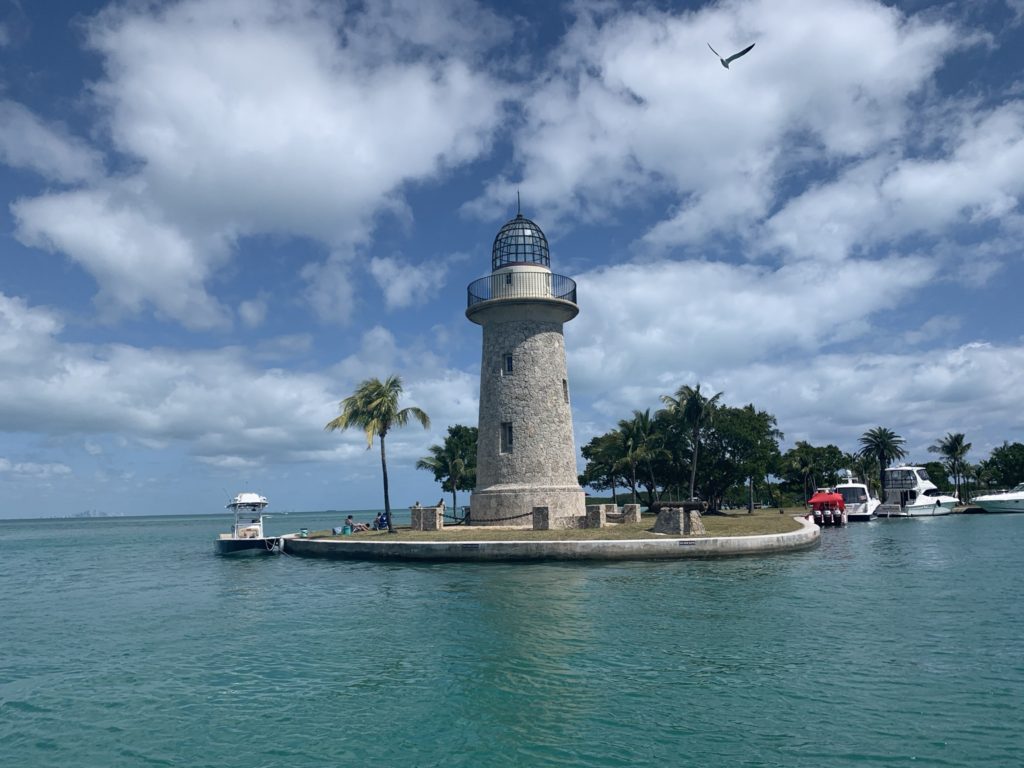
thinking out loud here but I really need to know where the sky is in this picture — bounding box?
[1,0,1023,518]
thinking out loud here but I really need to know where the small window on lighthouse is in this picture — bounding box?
[504,354,514,375]
[562,379,569,403]
[500,422,513,453]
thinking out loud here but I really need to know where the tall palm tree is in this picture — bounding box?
[857,426,907,496]
[325,375,430,533]
[928,432,971,502]
[661,383,723,501]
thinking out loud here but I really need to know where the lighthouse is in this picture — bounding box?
[465,212,586,526]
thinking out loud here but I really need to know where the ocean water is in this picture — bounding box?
[2,511,1022,767]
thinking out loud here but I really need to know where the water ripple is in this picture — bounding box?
[1,513,1022,766]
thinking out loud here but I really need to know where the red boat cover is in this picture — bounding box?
[808,491,845,511]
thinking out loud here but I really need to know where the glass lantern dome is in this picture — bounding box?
[491,213,549,271]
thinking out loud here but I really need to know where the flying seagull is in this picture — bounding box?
[707,42,755,69]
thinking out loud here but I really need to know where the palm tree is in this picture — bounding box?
[661,383,723,501]
[975,458,997,492]
[857,426,907,496]
[580,432,624,504]
[624,408,663,506]
[416,425,477,515]
[789,443,817,504]
[325,375,430,532]
[928,432,971,502]
[615,417,643,503]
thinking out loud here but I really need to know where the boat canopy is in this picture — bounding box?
[228,492,268,509]
[808,491,845,511]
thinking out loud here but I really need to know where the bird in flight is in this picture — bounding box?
[707,42,755,69]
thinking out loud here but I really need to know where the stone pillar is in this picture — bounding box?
[622,504,641,523]
[585,504,606,529]
[653,506,685,534]
[410,505,444,531]
[685,509,706,536]
[532,506,553,530]
[653,502,707,535]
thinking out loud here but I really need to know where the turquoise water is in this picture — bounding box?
[2,512,1022,767]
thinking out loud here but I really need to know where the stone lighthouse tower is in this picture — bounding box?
[466,212,586,526]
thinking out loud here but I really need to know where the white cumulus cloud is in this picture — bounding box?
[0,100,104,183]
[10,0,510,329]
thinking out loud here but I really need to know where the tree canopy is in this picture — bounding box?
[978,442,1024,488]
[575,385,1016,510]
[416,425,477,514]
[581,384,782,510]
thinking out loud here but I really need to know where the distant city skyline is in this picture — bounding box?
[2,0,1023,517]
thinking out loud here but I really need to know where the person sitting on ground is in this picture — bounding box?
[372,511,389,530]
[344,514,369,532]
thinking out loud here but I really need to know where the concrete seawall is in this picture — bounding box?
[283,515,820,562]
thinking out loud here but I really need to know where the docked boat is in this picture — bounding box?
[834,474,880,521]
[808,490,847,526]
[971,483,1024,513]
[215,492,282,555]
[877,466,958,518]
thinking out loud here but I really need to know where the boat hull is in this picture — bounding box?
[973,499,1024,513]
[845,500,880,521]
[215,537,281,556]
[877,500,956,518]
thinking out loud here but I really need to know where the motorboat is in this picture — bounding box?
[834,474,880,521]
[808,490,847,526]
[215,492,282,555]
[876,466,958,518]
[971,483,1024,513]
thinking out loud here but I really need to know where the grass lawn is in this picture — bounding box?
[305,507,806,542]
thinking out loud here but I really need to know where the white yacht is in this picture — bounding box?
[215,492,282,555]
[834,474,880,521]
[971,483,1024,513]
[877,466,958,518]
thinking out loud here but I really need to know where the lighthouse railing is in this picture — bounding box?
[467,273,577,308]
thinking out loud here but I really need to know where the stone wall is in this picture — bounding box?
[532,506,585,530]
[285,516,822,561]
[472,486,585,527]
